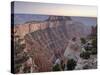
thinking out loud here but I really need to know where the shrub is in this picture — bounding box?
[80,52,90,59]
[92,38,97,49]
[80,38,86,44]
[53,64,61,71]
[91,48,97,55]
[67,59,77,70]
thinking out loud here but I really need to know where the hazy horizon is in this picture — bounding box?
[13,14,97,26]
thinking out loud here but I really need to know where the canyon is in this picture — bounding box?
[14,16,90,72]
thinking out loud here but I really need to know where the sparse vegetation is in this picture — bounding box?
[92,38,97,49]
[91,48,97,55]
[80,37,86,44]
[53,64,61,71]
[67,59,77,70]
[80,52,90,59]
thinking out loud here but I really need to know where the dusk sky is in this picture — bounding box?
[12,1,97,26]
[12,1,97,17]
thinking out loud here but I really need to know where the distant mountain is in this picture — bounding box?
[12,14,97,27]
[13,14,49,25]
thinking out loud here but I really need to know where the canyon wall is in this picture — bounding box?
[14,16,89,72]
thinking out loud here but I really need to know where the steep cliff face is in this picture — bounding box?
[14,16,89,72]
[14,21,49,39]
